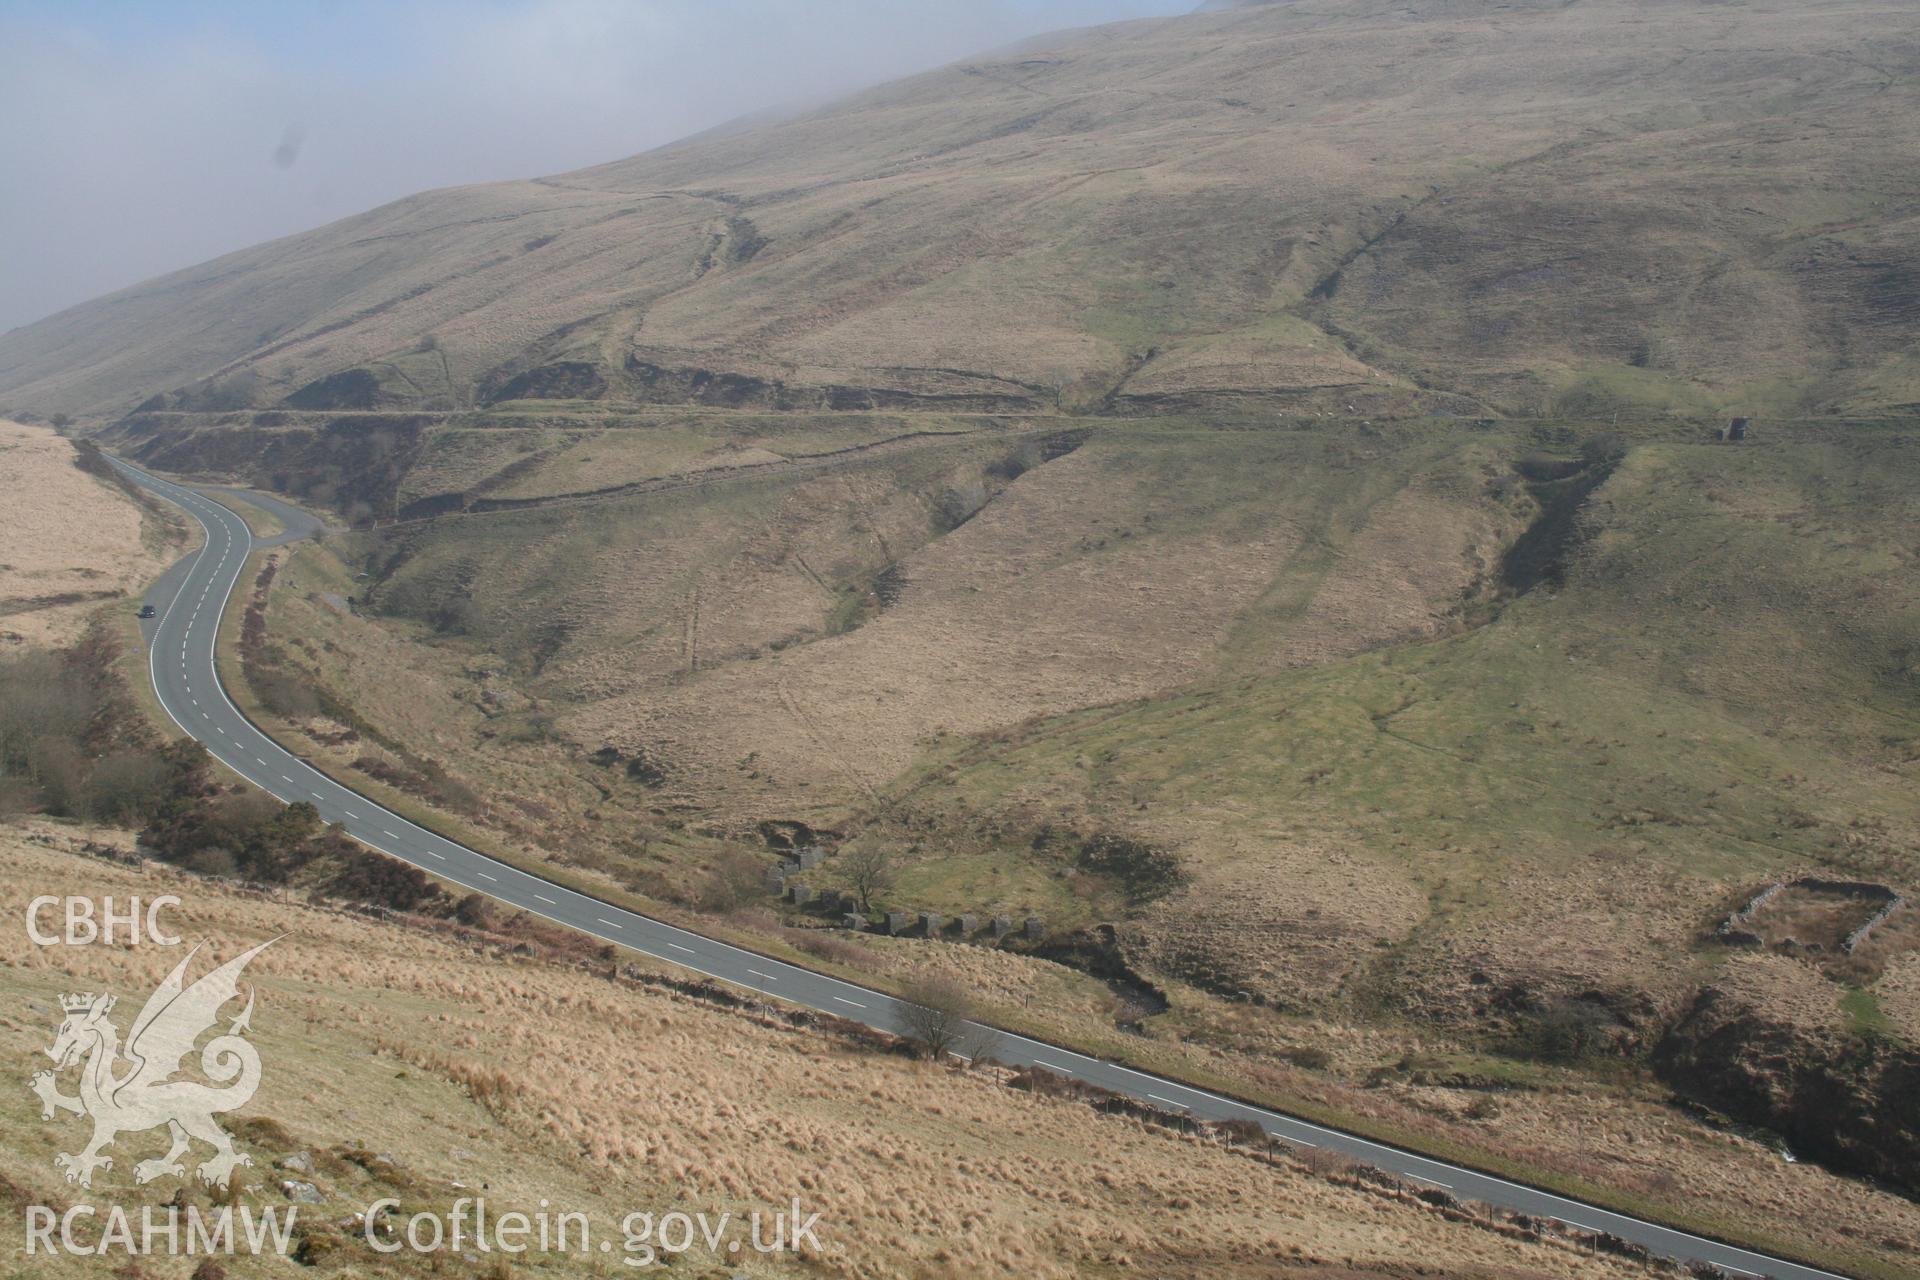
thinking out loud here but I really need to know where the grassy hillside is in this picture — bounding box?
[2,824,1691,1280]
[6,0,1918,1268]
[237,417,1522,828]
[190,413,1920,1276]
[4,0,1919,421]
[880,425,1919,1010]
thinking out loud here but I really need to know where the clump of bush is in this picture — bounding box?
[985,441,1042,481]
[789,930,876,970]
[1508,996,1627,1064]
[1075,831,1188,904]
[0,631,190,825]
[1281,1044,1332,1071]
[351,752,481,817]
[931,481,988,532]
[144,792,441,912]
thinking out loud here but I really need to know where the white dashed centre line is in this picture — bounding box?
[108,464,1819,1280]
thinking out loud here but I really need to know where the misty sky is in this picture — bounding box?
[0,0,1191,334]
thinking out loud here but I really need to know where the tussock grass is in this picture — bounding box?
[1,827,1679,1279]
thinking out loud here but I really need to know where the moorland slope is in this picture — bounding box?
[4,0,1920,421]
[3,823,1684,1280]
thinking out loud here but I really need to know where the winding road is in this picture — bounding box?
[113,455,1841,1280]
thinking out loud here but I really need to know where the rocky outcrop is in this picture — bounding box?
[284,368,389,411]
[1655,983,1920,1193]
[104,411,429,523]
[482,360,608,404]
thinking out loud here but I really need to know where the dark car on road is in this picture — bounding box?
[137,604,156,619]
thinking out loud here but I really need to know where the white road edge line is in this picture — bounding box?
[111,458,1849,1280]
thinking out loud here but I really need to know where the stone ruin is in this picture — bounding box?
[1716,882,1786,943]
[766,857,1048,948]
[1716,876,1905,955]
[1847,895,1906,953]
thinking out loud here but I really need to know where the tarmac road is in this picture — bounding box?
[110,455,1843,1280]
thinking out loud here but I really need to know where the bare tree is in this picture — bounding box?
[898,976,995,1063]
[841,843,896,913]
[698,848,769,914]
